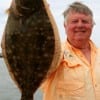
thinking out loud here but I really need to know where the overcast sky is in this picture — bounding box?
[0,0,100,52]
[48,0,100,47]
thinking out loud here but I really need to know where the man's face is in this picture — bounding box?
[64,12,94,47]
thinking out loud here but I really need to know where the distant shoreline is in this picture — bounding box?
[0,53,2,57]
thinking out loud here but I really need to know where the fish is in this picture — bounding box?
[1,0,61,100]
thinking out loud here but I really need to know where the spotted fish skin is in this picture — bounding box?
[2,0,61,100]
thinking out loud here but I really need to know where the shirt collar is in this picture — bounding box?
[65,39,97,54]
[63,39,97,67]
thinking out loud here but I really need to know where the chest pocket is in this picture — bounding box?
[56,64,85,97]
[56,49,86,97]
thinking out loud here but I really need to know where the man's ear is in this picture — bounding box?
[64,22,67,28]
[64,22,66,28]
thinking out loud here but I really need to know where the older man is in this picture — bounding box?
[41,2,100,100]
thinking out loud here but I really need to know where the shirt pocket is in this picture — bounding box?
[56,66,85,97]
[56,81,85,97]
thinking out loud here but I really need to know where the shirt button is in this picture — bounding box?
[59,94,63,98]
[95,84,97,87]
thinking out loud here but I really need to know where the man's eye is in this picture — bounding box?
[71,20,77,23]
[83,20,92,24]
[82,20,89,23]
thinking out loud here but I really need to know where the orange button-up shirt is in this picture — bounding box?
[41,40,100,100]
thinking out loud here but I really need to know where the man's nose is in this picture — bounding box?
[77,21,84,27]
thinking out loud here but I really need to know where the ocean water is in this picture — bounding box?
[0,58,43,100]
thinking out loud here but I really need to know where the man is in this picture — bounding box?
[41,1,100,100]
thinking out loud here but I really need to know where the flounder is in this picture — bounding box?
[1,0,61,100]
